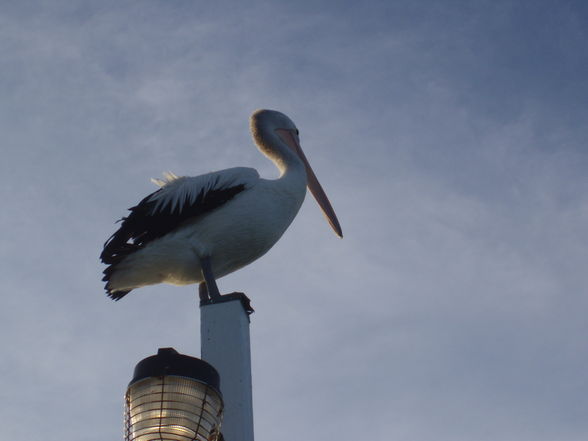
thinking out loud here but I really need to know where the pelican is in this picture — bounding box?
[100,110,342,305]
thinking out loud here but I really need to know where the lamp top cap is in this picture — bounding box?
[129,347,221,396]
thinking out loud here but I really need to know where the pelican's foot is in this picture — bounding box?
[198,289,254,315]
[225,292,254,315]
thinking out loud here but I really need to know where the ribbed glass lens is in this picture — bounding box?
[125,376,223,441]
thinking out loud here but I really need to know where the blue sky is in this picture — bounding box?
[1,1,587,440]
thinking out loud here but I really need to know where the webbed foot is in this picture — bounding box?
[198,287,254,315]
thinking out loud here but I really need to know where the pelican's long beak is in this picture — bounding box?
[276,129,343,238]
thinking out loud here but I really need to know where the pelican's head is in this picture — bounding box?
[250,109,343,238]
[250,109,298,156]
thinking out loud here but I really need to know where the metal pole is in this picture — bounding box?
[200,295,254,441]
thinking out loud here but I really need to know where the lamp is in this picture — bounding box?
[124,348,224,441]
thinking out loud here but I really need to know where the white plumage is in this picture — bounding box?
[101,109,341,301]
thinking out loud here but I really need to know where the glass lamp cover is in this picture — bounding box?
[124,349,223,441]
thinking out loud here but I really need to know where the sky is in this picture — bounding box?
[1,1,588,440]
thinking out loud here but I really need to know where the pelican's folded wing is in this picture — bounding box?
[100,167,259,265]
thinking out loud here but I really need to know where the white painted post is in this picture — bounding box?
[200,297,254,441]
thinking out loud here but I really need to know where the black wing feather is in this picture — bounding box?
[100,179,246,266]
